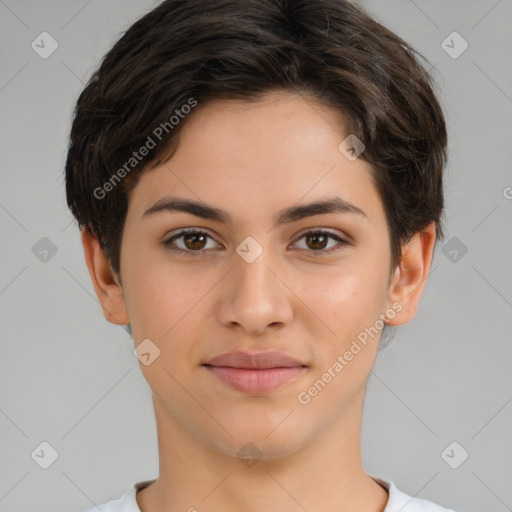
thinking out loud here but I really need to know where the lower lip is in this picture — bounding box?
[204,366,306,393]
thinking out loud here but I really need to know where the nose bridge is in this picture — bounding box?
[218,235,293,333]
[234,238,281,303]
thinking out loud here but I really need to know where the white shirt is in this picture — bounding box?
[85,476,456,511]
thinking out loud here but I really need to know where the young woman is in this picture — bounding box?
[65,1,455,510]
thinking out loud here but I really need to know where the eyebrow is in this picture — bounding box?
[142,196,368,226]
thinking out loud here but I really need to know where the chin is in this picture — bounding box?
[206,421,309,462]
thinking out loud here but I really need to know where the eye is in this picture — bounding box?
[291,229,349,255]
[163,228,349,255]
[163,228,219,254]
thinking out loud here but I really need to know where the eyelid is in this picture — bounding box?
[163,226,351,255]
[293,226,351,244]
[163,227,220,253]
[290,228,350,255]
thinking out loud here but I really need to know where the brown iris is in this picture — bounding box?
[183,232,208,250]
[305,232,329,250]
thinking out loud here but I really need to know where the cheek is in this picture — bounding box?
[303,263,385,329]
[122,248,198,329]
[125,264,221,377]
[293,258,388,383]
[295,272,385,409]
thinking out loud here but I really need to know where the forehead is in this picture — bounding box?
[125,90,386,230]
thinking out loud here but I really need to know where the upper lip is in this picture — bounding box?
[203,350,307,369]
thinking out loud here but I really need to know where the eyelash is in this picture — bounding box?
[163,228,349,256]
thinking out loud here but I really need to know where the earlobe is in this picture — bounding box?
[80,228,130,326]
[384,222,437,326]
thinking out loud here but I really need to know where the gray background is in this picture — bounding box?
[0,1,511,511]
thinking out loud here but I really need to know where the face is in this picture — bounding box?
[90,90,430,460]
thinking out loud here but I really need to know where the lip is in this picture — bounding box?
[202,350,307,393]
[204,350,306,369]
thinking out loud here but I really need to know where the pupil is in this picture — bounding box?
[309,233,327,250]
[185,233,206,250]
[181,233,329,251]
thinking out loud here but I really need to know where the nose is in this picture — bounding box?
[216,244,294,336]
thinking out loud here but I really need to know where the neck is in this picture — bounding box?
[137,388,389,512]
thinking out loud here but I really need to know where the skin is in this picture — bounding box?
[82,90,436,512]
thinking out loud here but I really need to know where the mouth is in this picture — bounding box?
[202,350,308,393]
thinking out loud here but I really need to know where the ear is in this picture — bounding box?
[81,227,129,326]
[384,222,437,326]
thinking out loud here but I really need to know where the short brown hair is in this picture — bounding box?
[65,0,448,283]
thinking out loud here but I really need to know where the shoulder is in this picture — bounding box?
[85,476,457,512]
[83,479,156,512]
[372,476,457,512]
